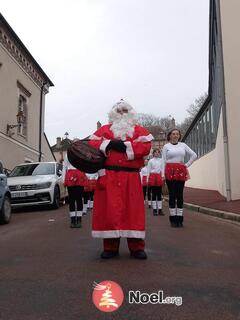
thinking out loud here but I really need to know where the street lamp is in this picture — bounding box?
[6,110,25,136]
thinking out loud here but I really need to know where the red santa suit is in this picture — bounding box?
[89,124,153,241]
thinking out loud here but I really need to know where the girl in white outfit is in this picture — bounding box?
[147,149,164,216]
[162,129,197,227]
[140,160,151,207]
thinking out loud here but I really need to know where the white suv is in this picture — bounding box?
[7,162,65,208]
[0,161,11,224]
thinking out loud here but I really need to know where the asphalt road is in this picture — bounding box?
[0,202,240,320]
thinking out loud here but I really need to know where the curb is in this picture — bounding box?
[163,196,240,223]
[184,202,240,223]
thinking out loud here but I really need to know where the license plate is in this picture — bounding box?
[11,192,28,198]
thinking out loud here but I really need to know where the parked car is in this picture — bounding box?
[0,161,12,224]
[7,162,65,209]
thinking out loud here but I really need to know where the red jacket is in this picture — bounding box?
[88,124,153,239]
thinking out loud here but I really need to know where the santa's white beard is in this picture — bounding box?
[109,112,137,140]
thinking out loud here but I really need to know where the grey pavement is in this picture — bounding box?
[0,203,240,320]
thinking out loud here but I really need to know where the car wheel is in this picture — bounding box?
[0,195,11,224]
[52,186,60,209]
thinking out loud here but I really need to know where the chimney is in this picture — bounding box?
[97,121,102,130]
[56,137,61,148]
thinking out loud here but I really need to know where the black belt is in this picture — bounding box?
[104,165,139,172]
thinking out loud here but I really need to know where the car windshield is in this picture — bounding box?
[9,163,55,177]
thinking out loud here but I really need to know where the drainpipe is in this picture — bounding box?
[38,83,47,162]
[217,0,231,201]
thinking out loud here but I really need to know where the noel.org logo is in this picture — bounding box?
[92,280,124,312]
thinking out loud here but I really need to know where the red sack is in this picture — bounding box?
[67,140,105,173]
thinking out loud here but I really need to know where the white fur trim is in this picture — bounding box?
[133,134,154,142]
[157,201,162,209]
[98,169,106,176]
[92,230,145,238]
[176,208,183,216]
[89,134,102,140]
[152,201,157,210]
[76,211,83,217]
[70,211,76,217]
[169,208,176,216]
[124,141,134,160]
[100,140,111,156]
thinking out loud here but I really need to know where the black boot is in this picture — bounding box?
[169,215,177,227]
[130,250,147,259]
[153,209,158,216]
[175,216,180,227]
[70,216,76,228]
[178,216,184,227]
[75,216,82,228]
[100,251,119,259]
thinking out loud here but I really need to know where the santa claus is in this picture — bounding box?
[89,100,153,259]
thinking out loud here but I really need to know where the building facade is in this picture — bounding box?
[183,0,240,200]
[0,14,55,171]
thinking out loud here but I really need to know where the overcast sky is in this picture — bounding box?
[2,0,209,145]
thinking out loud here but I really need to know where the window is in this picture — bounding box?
[17,94,27,137]
[10,163,55,177]
[179,1,223,159]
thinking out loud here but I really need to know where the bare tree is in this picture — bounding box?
[179,92,208,136]
[137,113,175,138]
[158,116,176,132]
[187,92,208,119]
[177,117,193,135]
[137,113,161,127]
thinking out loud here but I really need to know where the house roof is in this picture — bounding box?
[51,138,72,152]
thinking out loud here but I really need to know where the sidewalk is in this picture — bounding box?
[183,187,240,222]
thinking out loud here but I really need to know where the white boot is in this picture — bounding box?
[176,208,183,216]
[70,212,76,228]
[169,208,176,216]
[176,208,184,227]
[83,203,87,215]
[76,211,83,217]
[152,201,158,215]
[76,211,82,228]
[157,201,164,215]
[87,200,91,210]
[157,201,162,209]
[169,208,177,227]
[69,211,76,217]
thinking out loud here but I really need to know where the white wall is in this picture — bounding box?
[186,110,227,198]
[220,0,240,200]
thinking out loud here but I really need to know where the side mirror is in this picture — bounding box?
[57,169,62,176]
